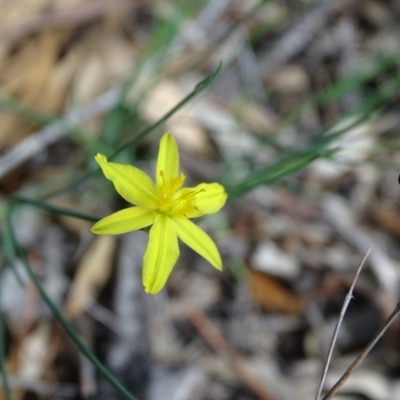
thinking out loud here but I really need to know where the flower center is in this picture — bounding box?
[157,171,204,217]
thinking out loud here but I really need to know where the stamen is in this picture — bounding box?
[191,188,206,197]
[159,170,165,183]
[156,174,206,217]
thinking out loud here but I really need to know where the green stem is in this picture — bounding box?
[225,109,373,198]
[12,196,100,222]
[4,205,136,400]
[44,63,222,199]
[111,62,222,159]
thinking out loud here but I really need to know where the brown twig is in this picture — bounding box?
[0,87,119,180]
[321,301,400,400]
[187,305,277,400]
[315,249,370,400]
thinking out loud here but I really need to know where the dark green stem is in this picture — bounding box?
[4,205,136,400]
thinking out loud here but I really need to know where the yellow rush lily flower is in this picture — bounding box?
[91,133,227,294]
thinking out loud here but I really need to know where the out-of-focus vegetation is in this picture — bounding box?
[1,1,400,399]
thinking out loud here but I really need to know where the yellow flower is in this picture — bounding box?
[91,133,227,294]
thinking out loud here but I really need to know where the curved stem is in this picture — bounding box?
[322,302,400,400]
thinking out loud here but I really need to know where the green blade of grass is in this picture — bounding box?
[12,197,100,223]
[0,95,53,125]
[112,61,222,158]
[226,112,370,198]
[2,219,25,287]
[4,204,137,400]
[227,63,400,199]
[44,62,222,199]
[286,50,400,127]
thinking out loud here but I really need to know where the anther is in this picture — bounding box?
[159,170,167,186]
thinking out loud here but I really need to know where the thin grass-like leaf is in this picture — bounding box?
[112,62,222,159]
[45,63,222,199]
[4,204,137,400]
[287,50,400,126]
[0,95,53,125]
[12,196,100,222]
[226,112,371,198]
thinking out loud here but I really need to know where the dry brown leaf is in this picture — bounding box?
[65,236,116,319]
[71,28,135,101]
[50,196,93,234]
[266,65,310,93]
[140,80,208,152]
[0,0,50,46]
[248,269,304,314]
[1,0,133,47]
[0,322,53,400]
[18,323,53,381]
[58,214,92,235]
[234,102,278,135]
[372,204,400,239]
[1,343,23,400]
[0,32,69,148]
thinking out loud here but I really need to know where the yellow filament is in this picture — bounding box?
[157,171,207,217]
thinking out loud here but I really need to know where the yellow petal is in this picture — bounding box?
[174,217,222,270]
[143,214,179,294]
[156,133,179,186]
[91,207,157,235]
[181,182,227,218]
[95,154,157,208]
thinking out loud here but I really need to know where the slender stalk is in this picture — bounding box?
[19,254,137,400]
[226,112,371,199]
[12,196,100,222]
[110,62,222,160]
[322,301,400,400]
[44,63,222,199]
[4,206,137,400]
[315,249,370,400]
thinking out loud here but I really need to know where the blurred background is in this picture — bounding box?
[1,0,400,399]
